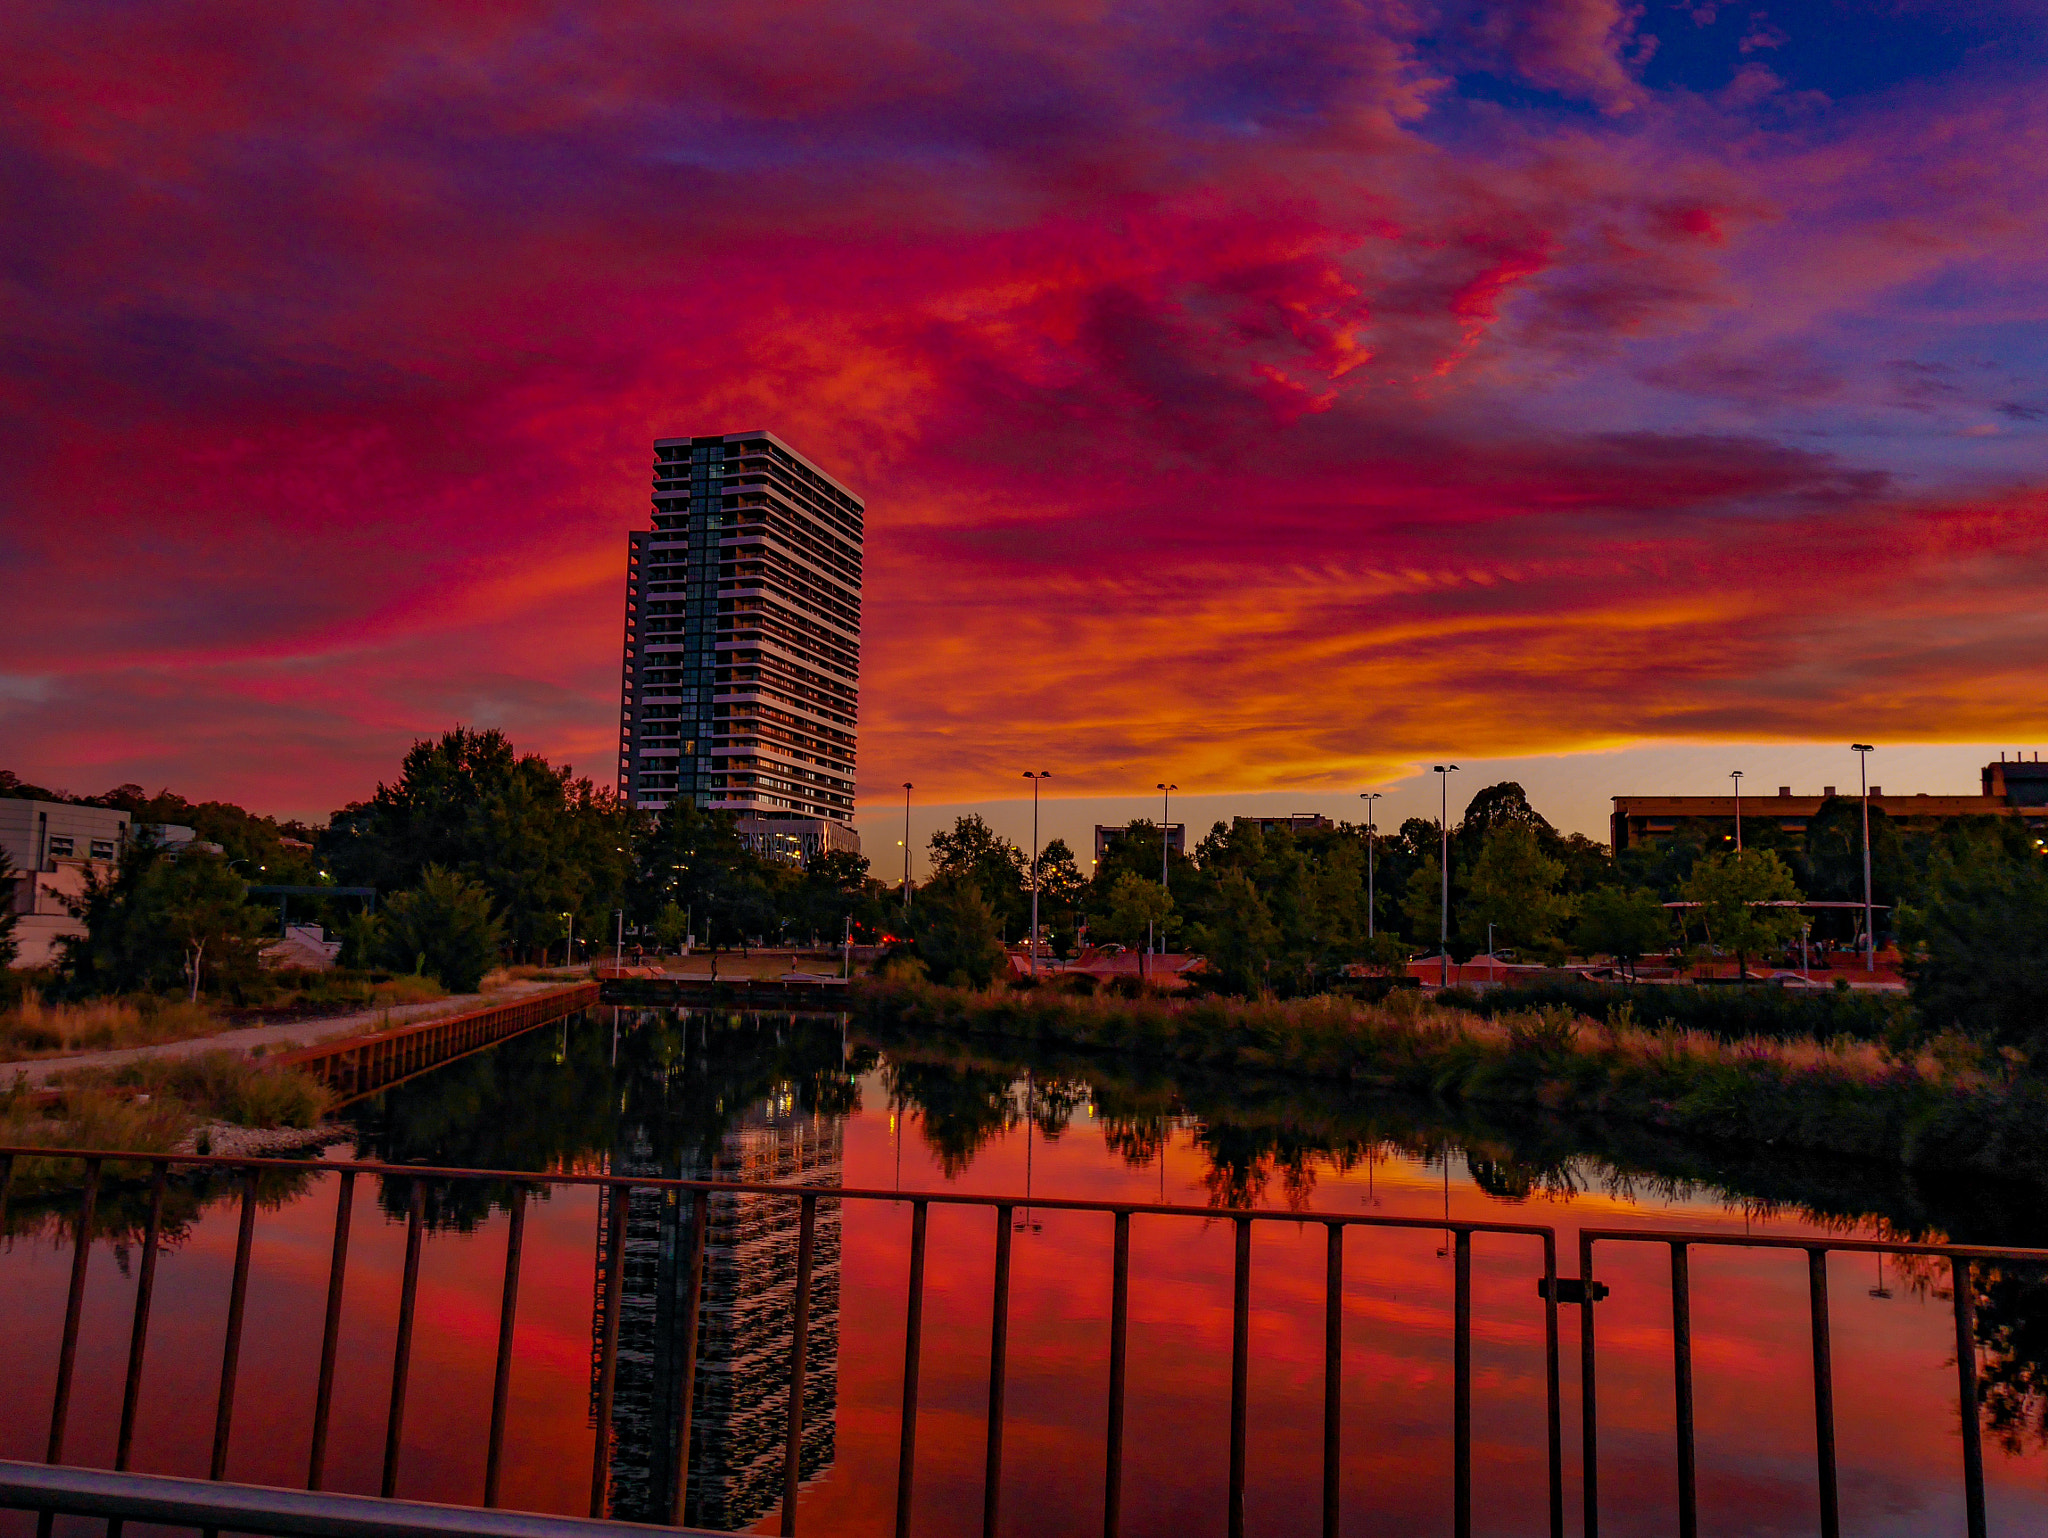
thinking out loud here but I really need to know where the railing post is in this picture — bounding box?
[1580,1232,1599,1538]
[781,1190,818,1536]
[1322,1221,1342,1538]
[984,1205,1014,1538]
[1952,1255,1986,1538]
[1230,1214,1251,1538]
[209,1172,259,1484]
[671,1189,710,1527]
[383,1180,426,1499]
[1542,1232,1562,1538]
[1671,1243,1696,1538]
[308,1169,356,1490]
[895,1200,929,1538]
[1104,1210,1130,1538]
[1454,1229,1471,1538]
[45,1157,102,1471]
[114,1163,170,1472]
[483,1184,526,1508]
[1808,1249,1838,1538]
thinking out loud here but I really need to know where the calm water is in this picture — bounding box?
[6,1006,2048,1537]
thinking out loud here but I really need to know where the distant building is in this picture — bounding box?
[0,799,131,967]
[619,430,862,861]
[1234,813,1333,837]
[1094,823,1186,866]
[734,815,861,867]
[1611,756,2048,852]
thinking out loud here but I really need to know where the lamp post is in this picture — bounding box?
[1359,792,1382,939]
[1852,745,1875,973]
[1730,770,1743,855]
[1156,782,1177,955]
[1434,765,1459,987]
[1023,771,1053,977]
[902,782,913,913]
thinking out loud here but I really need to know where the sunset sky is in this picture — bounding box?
[4,0,2045,855]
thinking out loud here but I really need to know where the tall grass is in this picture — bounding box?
[856,979,2048,1186]
[0,993,225,1058]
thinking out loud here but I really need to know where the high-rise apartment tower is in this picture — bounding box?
[619,431,862,856]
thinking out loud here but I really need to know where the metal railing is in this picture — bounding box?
[1577,1227,2048,1538]
[0,1146,1564,1538]
[0,1460,718,1538]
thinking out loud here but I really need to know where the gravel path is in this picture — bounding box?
[2,977,582,1088]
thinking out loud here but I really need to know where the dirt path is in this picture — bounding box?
[2,977,583,1088]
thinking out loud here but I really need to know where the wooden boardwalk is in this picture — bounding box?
[273,982,599,1105]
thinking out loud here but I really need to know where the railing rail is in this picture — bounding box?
[1576,1226,2048,1538]
[0,1459,724,1538]
[0,1145,1564,1538]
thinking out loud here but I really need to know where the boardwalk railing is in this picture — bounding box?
[1575,1226,2048,1538]
[273,984,599,1105]
[0,1147,1562,1538]
[11,1144,2047,1538]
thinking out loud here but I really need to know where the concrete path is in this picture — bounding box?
[2,977,583,1088]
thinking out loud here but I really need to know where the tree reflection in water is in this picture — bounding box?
[338,1006,2048,1463]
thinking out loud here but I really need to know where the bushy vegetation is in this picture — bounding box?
[1431,976,1908,1040]
[0,992,225,1057]
[3,1050,333,1156]
[857,979,2048,1184]
[348,865,504,992]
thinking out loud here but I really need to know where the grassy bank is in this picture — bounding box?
[855,979,2048,1187]
[2,1050,334,1160]
[0,993,226,1059]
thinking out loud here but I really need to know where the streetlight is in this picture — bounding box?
[1730,770,1743,855]
[1023,771,1053,977]
[902,782,914,913]
[1359,792,1382,939]
[1852,745,1875,973]
[1434,765,1459,987]
[1156,782,1177,955]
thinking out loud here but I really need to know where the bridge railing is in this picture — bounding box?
[1576,1226,2048,1538]
[0,1146,1563,1538]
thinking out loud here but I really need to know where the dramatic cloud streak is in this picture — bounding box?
[2,0,2044,815]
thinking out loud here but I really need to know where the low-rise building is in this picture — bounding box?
[1611,756,2048,852]
[1094,822,1186,866]
[1,799,134,968]
[1233,813,1333,837]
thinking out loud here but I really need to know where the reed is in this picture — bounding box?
[855,979,2046,1186]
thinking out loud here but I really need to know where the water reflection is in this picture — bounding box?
[11,1005,2048,1536]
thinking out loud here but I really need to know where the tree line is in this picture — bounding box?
[9,742,2046,1039]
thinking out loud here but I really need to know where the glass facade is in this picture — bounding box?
[619,432,862,829]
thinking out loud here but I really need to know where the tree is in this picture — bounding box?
[1031,837,1088,956]
[370,866,506,992]
[1680,850,1804,978]
[62,841,269,998]
[1572,886,1671,980]
[911,877,1007,988]
[1900,835,2048,1058]
[653,902,690,953]
[1458,824,1570,958]
[1094,873,1174,948]
[1192,870,1282,996]
[1402,854,1449,954]
[627,798,765,954]
[792,849,882,945]
[323,726,633,961]
[927,815,1028,931]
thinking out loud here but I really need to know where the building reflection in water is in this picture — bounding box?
[595,1089,843,1529]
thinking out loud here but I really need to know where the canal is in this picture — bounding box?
[5,1005,2048,1536]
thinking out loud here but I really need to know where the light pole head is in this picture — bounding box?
[1851,744,1874,754]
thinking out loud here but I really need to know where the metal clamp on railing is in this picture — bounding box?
[1535,1276,1609,1304]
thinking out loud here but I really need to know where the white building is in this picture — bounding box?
[0,799,133,968]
